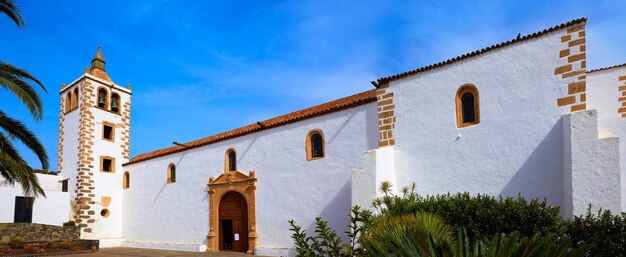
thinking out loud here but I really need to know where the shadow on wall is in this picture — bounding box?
[500,117,564,208]
[152,154,188,205]
[328,111,357,144]
[303,181,353,244]
[365,104,379,149]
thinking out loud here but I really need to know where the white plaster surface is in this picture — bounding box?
[37,21,626,257]
[122,103,378,254]
[0,174,70,226]
[587,68,626,211]
[59,75,131,241]
[352,147,396,209]
[388,30,569,210]
[563,110,621,217]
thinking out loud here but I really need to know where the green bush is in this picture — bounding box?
[44,240,56,249]
[564,205,626,257]
[373,182,563,241]
[289,206,370,257]
[58,240,71,249]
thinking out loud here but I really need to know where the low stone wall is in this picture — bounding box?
[0,223,80,243]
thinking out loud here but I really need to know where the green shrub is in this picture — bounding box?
[58,240,71,249]
[9,237,25,249]
[372,182,563,241]
[359,212,456,256]
[289,206,370,257]
[44,240,56,249]
[564,205,626,257]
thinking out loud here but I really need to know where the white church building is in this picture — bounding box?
[1,17,625,256]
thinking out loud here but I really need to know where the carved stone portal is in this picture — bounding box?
[207,170,257,254]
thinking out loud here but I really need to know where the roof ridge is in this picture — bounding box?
[375,17,587,84]
[587,63,626,73]
[125,89,377,166]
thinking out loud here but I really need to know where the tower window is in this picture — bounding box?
[97,88,108,109]
[111,93,120,113]
[167,164,176,184]
[123,172,130,189]
[103,123,114,141]
[455,84,480,128]
[225,149,236,171]
[65,92,72,113]
[100,156,115,173]
[13,197,34,223]
[306,130,325,160]
[72,87,79,109]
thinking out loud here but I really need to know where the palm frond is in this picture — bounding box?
[0,0,24,29]
[0,62,46,92]
[0,74,43,120]
[0,110,48,171]
[0,146,45,197]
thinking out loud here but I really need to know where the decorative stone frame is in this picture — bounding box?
[72,87,79,110]
[65,92,72,114]
[96,87,109,110]
[455,84,480,128]
[102,122,115,142]
[207,170,257,254]
[305,129,325,161]
[224,148,237,172]
[123,171,130,189]
[110,92,121,114]
[167,163,176,184]
[99,156,115,173]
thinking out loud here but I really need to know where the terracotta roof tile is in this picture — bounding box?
[587,63,626,73]
[124,89,377,166]
[374,18,587,85]
[88,68,112,82]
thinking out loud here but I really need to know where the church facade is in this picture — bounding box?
[2,17,625,256]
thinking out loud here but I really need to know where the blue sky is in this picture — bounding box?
[1,0,625,170]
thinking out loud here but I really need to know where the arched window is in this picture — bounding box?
[72,87,79,109]
[123,171,130,189]
[65,92,72,113]
[167,164,176,184]
[97,88,108,109]
[306,130,325,160]
[455,84,480,128]
[225,149,236,171]
[110,93,120,113]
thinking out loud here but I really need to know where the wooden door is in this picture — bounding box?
[219,191,248,252]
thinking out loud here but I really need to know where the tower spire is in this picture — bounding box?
[91,44,106,71]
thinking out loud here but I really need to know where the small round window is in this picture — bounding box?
[101,209,110,218]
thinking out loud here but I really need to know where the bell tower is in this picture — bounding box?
[57,46,131,245]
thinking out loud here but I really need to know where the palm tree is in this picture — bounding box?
[1,0,49,197]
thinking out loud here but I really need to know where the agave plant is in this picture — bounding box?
[0,0,48,196]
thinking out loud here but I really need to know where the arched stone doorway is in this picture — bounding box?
[207,170,257,253]
[219,191,248,252]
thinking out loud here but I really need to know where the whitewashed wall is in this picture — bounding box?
[587,68,626,212]
[81,76,130,244]
[0,173,70,226]
[122,103,377,255]
[563,110,621,217]
[59,75,131,245]
[59,81,81,197]
[388,31,570,211]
